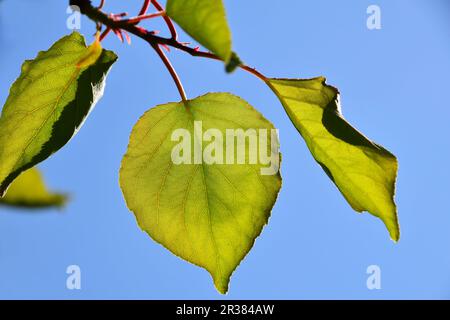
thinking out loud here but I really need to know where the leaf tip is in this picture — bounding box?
[379,209,400,242]
[388,221,400,243]
[213,275,230,295]
[55,194,70,208]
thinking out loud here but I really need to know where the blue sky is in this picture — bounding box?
[0,0,449,299]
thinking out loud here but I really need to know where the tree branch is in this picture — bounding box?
[69,0,268,83]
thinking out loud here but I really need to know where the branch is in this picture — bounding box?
[69,0,268,83]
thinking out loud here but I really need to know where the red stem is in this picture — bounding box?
[151,0,178,40]
[125,11,165,24]
[73,0,269,88]
[97,0,105,10]
[99,27,111,41]
[151,44,187,102]
[138,0,151,16]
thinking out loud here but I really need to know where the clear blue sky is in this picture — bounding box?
[0,0,449,299]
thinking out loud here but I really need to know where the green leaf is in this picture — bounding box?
[166,0,233,62]
[0,167,66,208]
[267,77,399,241]
[120,93,281,293]
[225,52,242,74]
[0,32,117,196]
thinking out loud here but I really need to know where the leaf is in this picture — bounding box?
[120,93,281,293]
[225,52,242,74]
[267,77,399,241]
[0,167,66,208]
[0,32,117,196]
[166,0,233,62]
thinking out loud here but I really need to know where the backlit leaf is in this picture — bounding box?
[267,77,399,241]
[166,0,233,63]
[0,167,66,208]
[120,93,281,293]
[0,32,117,196]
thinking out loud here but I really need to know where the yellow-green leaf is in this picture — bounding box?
[0,32,117,196]
[267,77,399,241]
[166,0,233,63]
[120,93,281,293]
[0,168,66,208]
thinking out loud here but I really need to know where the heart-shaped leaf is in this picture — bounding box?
[0,32,117,196]
[267,77,399,241]
[120,93,281,293]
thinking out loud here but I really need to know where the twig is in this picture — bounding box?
[151,0,178,40]
[151,44,187,101]
[99,27,111,41]
[125,11,165,25]
[97,0,105,10]
[69,0,269,83]
[138,0,152,16]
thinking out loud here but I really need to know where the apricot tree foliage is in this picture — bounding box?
[0,0,399,293]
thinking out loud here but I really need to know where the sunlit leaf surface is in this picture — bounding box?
[120,93,282,293]
[267,77,399,241]
[0,32,117,196]
[166,0,234,63]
